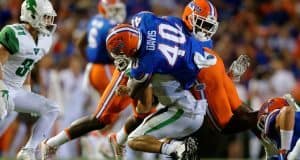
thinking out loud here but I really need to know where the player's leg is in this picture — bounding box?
[109,100,155,159]
[12,89,60,159]
[41,69,129,159]
[127,107,203,158]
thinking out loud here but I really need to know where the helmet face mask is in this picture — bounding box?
[20,0,57,35]
[182,0,219,41]
[190,13,218,40]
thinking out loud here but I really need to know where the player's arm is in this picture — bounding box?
[0,44,9,79]
[0,43,10,119]
[77,31,87,59]
[23,72,31,92]
[135,84,153,114]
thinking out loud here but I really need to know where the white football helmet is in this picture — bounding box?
[98,0,126,24]
[20,0,57,34]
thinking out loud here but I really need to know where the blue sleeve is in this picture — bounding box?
[130,57,153,80]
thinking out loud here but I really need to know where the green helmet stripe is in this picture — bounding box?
[0,26,19,55]
[26,0,37,16]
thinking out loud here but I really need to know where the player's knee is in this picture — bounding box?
[46,102,61,116]
[39,101,61,117]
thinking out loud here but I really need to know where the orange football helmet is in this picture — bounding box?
[98,0,126,24]
[106,24,141,58]
[182,0,219,41]
[257,97,289,134]
[106,24,141,71]
[259,97,289,116]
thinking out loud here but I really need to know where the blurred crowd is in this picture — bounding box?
[0,0,300,159]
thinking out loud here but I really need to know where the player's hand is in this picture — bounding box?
[228,54,250,82]
[114,56,131,71]
[116,85,131,96]
[0,91,8,120]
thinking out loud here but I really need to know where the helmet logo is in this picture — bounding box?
[188,2,201,13]
[26,0,37,18]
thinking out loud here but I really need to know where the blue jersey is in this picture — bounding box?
[85,15,115,64]
[266,110,300,151]
[130,12,214,89]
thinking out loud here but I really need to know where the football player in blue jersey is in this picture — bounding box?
[257,94,300,160]
[105,14,218,157]
[106,0,258,159]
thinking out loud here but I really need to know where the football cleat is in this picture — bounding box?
[16,147,36,160]
[182,137,200,160]
[169,140,191,160]
[40,140,57,160]
[108,133,124,160]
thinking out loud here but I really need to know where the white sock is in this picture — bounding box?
[160,141,182,155]
[116,127,128,145]
[47,131,70,148]
[24,111,59,149]
[280,129,293,151]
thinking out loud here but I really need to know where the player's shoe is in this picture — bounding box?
[16,147,36,160]
[40,140,57,160]
[228,54,250,82]
[182,137,199,160]
[170,142,186,160]
[108,133,124,160]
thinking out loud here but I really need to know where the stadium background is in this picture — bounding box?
[0,0,300,159]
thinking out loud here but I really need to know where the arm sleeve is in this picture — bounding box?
[0,26,19,54]
[130,58,153,81]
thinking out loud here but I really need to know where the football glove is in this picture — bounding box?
[228,54,250,82]
[113,55,131,72]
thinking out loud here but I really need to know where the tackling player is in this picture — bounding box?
[180,0,256,134]
[0,0,60,159]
